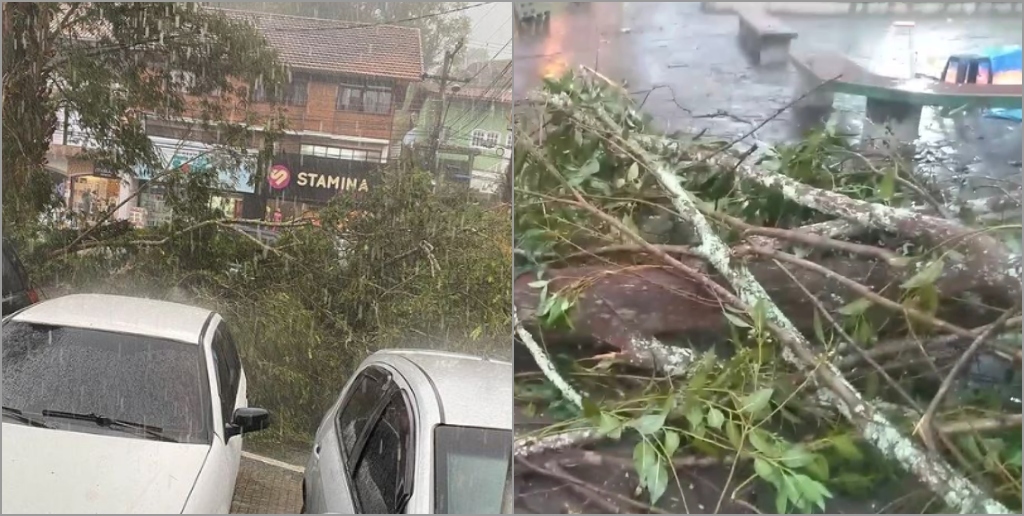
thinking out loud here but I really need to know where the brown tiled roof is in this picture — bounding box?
[215,8,424,82]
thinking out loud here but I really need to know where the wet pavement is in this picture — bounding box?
[513,3,1022,194]
[231,454,303,514]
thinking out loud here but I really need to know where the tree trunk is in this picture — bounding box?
[2,3,58,228]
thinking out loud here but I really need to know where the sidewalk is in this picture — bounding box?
[231,454,303,514]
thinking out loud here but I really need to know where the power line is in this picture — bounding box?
[251,2,492,33]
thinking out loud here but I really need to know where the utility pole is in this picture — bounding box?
[425,38,467,181]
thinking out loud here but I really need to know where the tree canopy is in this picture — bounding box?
[2,2,285,229]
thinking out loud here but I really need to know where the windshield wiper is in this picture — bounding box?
[41,409,178,443]
[2,406,55,429]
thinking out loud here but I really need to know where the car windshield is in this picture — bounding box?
[434,425,513,514]
[1,321,211,444]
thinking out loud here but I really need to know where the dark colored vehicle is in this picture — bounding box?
[2,239,40,316]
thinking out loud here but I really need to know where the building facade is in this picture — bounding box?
[409,59,512,195]
[47,7,425,226]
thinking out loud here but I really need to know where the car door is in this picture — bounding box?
[185,319,244,513]
[213,325,246,476]
[347,387,416,513]
[307,366,390,513]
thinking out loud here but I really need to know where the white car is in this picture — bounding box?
[1,294,270,514]
[303,349,513,514]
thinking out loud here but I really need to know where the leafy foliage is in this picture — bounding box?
[2,2,285,229]
[514,70,1023,513]
[22,165,510,442]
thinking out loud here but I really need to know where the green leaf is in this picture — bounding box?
[775,486,789,514]
[748,429,776,457]
[725,420,743,449]
[582,399,602,421]
[837,298,872,317]
[878,167,896,200]
[780,444,815,468]
[902,258,944,290]
[739,388,774,418]
[598,413,623,440]
[854,319,874,346]
[663,430,681,458]
[830,433,863,462]
[751,299,769,332]
[685,404,704,430]
[792,473,831,512]
[753,457,777,482]
[812,310,827,345]
[527,280,550,289]
[633,440,658,488]
[621,213,639,237]
[576,157,601,184]
[627,162,640,182]
[630,412,668,436]
[806,453,830,481]
[706,407,725,430]
[723,312,752,329]
[646,459,670,505]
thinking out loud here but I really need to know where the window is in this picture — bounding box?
[2,322,212,444]
[285,74,309,106]
[300,145,382,162]
[353,393,413,514]
[470,129,500,149]
[434,426,513,514]
[212,324,242,427]
[169,70,196,94]
[336,81,393,114]
[506,133,513,149]
[336,368,387,458]
[251,81,272,103]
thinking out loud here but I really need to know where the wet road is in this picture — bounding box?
[513,3,1022,194]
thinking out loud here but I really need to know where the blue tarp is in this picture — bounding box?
[985,109,1022,122]
[982,45,1022,75]
[981,46,1021,122]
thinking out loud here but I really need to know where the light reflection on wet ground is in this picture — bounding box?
[513,3,1022,197]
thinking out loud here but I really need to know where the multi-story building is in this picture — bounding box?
[49,7,425,226]
[408,59,512,195]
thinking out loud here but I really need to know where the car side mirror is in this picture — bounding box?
[226,407,271,439]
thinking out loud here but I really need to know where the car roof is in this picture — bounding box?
[373,349,512,430]
[7,294,213,344]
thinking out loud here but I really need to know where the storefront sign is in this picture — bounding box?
[133,137,256,194]
[268,164,292,190]
[270,154,377,204]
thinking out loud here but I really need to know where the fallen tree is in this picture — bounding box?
[513,69,1022,514]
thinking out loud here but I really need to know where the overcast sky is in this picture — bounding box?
[462,2,513,60]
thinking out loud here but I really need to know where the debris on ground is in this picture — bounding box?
[513,69,1023,514]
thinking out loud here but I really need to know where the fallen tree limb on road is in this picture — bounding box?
[513,68,1022,513]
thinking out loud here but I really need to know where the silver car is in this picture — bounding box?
[303,349,513,514]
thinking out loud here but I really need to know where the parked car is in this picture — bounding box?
[1,294,270,514]
[2,238,41,316]
[303,349,513,514]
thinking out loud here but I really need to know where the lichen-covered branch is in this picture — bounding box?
[514,306,583,410]
[542,86,1011,514]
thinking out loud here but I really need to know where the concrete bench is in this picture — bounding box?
[736,8,797,66]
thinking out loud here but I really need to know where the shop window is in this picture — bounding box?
[471,129,500,149]
[301,145,382,162]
